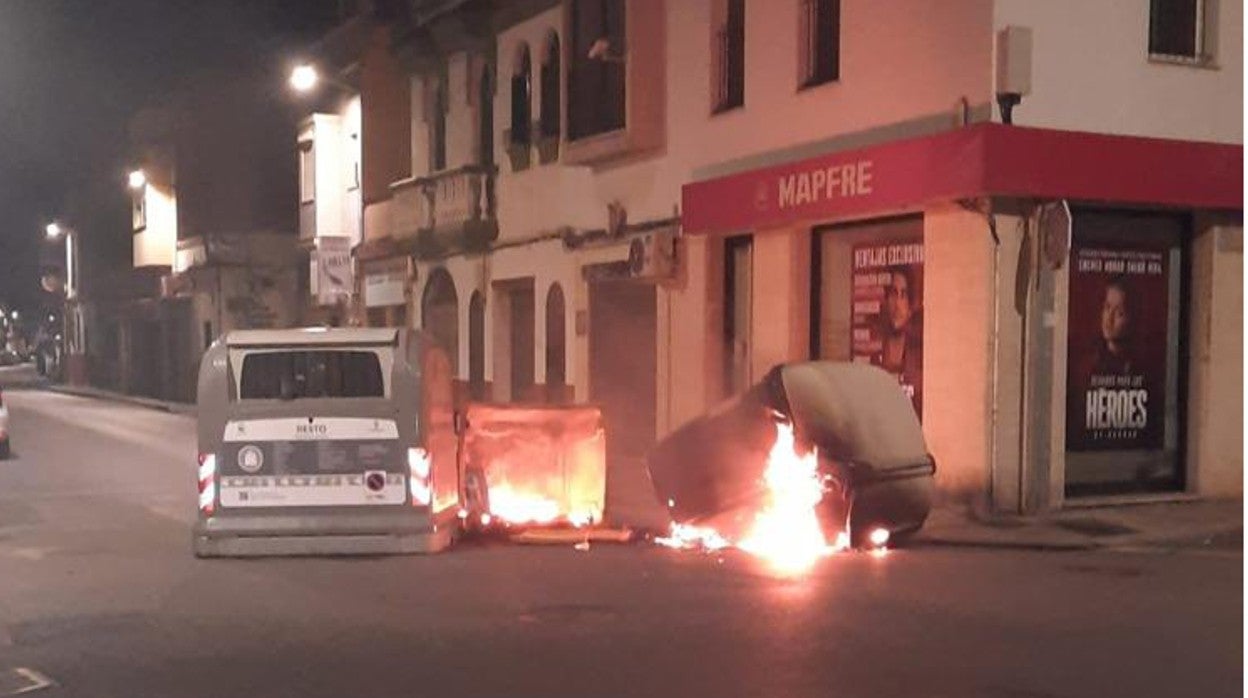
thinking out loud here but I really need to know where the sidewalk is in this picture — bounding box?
[45,383,195,416]
[916,497,1243,553]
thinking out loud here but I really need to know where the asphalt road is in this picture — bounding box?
[0,380,1240,698]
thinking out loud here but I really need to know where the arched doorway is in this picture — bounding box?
[421,268,459,375]
[469,290,486,400]
[545,283,567,402]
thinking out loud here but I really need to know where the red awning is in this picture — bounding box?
[681,123,1242,235]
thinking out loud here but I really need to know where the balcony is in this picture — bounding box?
[389,164,498,256]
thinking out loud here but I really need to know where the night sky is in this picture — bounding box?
[0,0,342,314]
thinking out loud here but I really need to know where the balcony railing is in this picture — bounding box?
[389,164,497,253]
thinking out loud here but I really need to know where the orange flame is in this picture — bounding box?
[486,483,596,527]
[658,420,855,574]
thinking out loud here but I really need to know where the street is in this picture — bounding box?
[0,382,1240,698]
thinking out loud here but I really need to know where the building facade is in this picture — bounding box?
[309,0,1241,514]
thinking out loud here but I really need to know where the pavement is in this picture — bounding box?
[917,497,1243,553]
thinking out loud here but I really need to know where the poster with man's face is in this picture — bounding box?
[1066,245,1169,451]
[851,241,923,417]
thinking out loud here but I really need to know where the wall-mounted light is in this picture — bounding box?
[128,169,147,189]
[45,222,62,239]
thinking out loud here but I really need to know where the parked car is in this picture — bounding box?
[0,387,10,459]
[0,350,23,367]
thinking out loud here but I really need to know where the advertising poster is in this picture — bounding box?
[851,241,924,417]
[1065,245,1169,451]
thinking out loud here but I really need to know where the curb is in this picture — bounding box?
[44,385,195,416]
[909,536,1099,552]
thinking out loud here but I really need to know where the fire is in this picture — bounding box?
[737,420,834,574]
[485,483,596,527]
[656,523,732,551]
[658,420,855,574]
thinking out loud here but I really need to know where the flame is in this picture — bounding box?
[656,523,733,551]
[737,420,833,574]
[485,483,595,527]
[658,420,860,574]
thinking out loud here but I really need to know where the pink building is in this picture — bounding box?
[314,0,1241,515]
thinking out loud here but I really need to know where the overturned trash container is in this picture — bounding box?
[647,362,935,547]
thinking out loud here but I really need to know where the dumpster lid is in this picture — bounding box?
[777,362,928,471]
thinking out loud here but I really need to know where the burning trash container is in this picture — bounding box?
[648,362,935,548]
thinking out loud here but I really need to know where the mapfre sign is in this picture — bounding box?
[681,123,1243,235]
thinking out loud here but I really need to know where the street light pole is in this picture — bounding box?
[43,221,79,382]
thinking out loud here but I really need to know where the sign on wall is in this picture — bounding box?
[1065,244,1170,451]
[850,240,924,417]
[313,236,353,306]
[364,257,409,308]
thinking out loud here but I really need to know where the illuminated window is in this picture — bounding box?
[799,0,840,88]
[1149,0,1212,62]
[712,0,745,113]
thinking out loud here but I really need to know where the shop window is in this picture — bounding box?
[1063,210,1187,497]
[1149,0,1212,62]
[723,235,753,396]
[712,0,745,113]
[568,0,626,140]
[469,291,486,400]
[813,216,924,417]
[799,0,840,88]
[510,44,533,147]
[545,283,567,397]
[540,32,562,140]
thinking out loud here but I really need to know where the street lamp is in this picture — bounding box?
[289,64,319,92]
[128,169,146,189]
[45,222,61,239]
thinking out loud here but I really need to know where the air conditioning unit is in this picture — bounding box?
[628,231,677,282]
